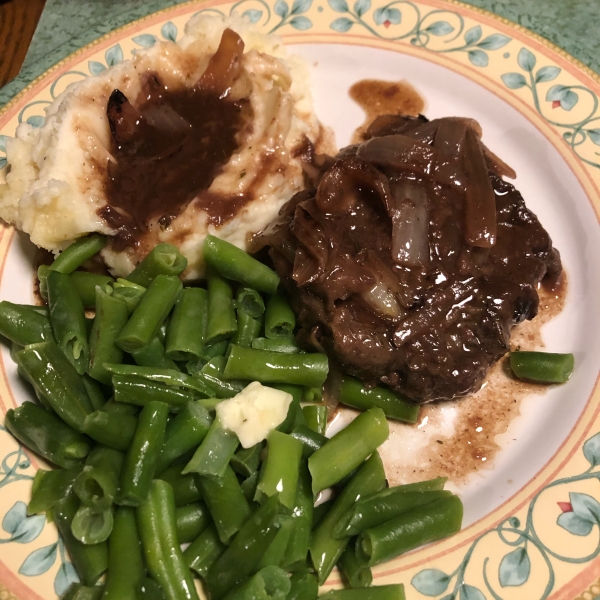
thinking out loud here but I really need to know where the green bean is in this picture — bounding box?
[136,578,168,600]
[28,465,83,515]
[165,287,207,360]
[183,416,238,477]
[319,586,405,600]
[510,351,575,383]
[53,494,108,586]
[50,235,107,273]
[223,345,329,388]
[63,585,105,600]
[241,471,259,503]
[302,405,327,436]
[156,401,213,474]
[223,566,291,600]
[106,364,212,395]
[265,292,295,339]
[88,288,129,384]
[206,495,283,599]
[117,275,182,352]
[127,244,187,288]
[231,442,264,478]
[339,542,372,588]
[197,355,247,399]
[119,401,169,506]
[236,287,265,318]
[334,489,452,539]
[103,398,139,416]
[82,410,138,452]
[287,570,318,600]
[137,480,199,600]
[200,340,229,361]
[16,341,93,431]
[156,463,202,507]
[203,235,280,294]
[70,271,114,309]
[0,301,54,345]
[16,304,48,316]
[74,446,123,510]
[114,376,203,411]
[310,453,386,584]
[256,517,294,570]
[252,337,301,354]
[356,495,463,567]
[206,267,237,344]
[102,507,146,600]
[183,524,226,577]
[339,377,420,423]
[131,337,178,370]
[255,431,303,510]
[312,499,333,530]
[5,402,90,468]
[198,465,251,544]
[112,279,146,313]
[83,376,108,411]
[47,270,89,373]
[309,409,389,495]
[275,386,305,434]
[198,398,223,412]
[232,310,262,348]
[175,501,211,543]
[72,504,114,544]
[281,463,313,570]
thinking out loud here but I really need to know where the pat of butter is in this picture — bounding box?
[215,381,293,448]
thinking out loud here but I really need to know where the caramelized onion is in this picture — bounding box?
[197,28,245,98]
[362,282,403,318]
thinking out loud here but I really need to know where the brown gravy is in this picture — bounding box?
[349,79,425,143]
[101,72,249,249]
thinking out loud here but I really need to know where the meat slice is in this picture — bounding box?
[260,115,561,403]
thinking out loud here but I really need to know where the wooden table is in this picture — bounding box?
[0,0,46,87]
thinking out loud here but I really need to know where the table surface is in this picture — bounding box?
[0,0,598,107]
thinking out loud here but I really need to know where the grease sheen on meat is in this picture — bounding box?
[262,115,562,403]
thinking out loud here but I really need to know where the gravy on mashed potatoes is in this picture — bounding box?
[0,15,333,279]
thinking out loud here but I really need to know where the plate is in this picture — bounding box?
[1,1,600,599]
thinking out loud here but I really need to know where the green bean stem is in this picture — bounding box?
[5,402,90,468]
[137,480,199,600]
[198,465,251,544]
[203,235,280,294]
[53,494,108,586]
[117,275,182,352]
[339,377,420,423]
[183,416,239,478]
[156,401,213,474]
[82,411,138,452]
[356,495,463,567]
[88,288,129,384]
[102,506,146,600]
[183,524,226,577]
[175,501,211,543]
[255,430,303,510]
[16,341,93,431]
[165,287,207,360]
[70,271,114,309]
[309,408,389,495]
[28,465,83,515]
[206,495,283,600]
[265,292,295,339]
[0,301,54,345]
[119,401,169,506]
[223,345,329,388]
[510,351,575,383]
[126,244,187,288]
[206,267,237,344]
[310,453,387,584]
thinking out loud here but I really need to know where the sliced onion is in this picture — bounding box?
[362,281,403,318]
[389,180,429,267]
[197,28,245,98]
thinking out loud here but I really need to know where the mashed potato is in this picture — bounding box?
[0,14,333,279]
